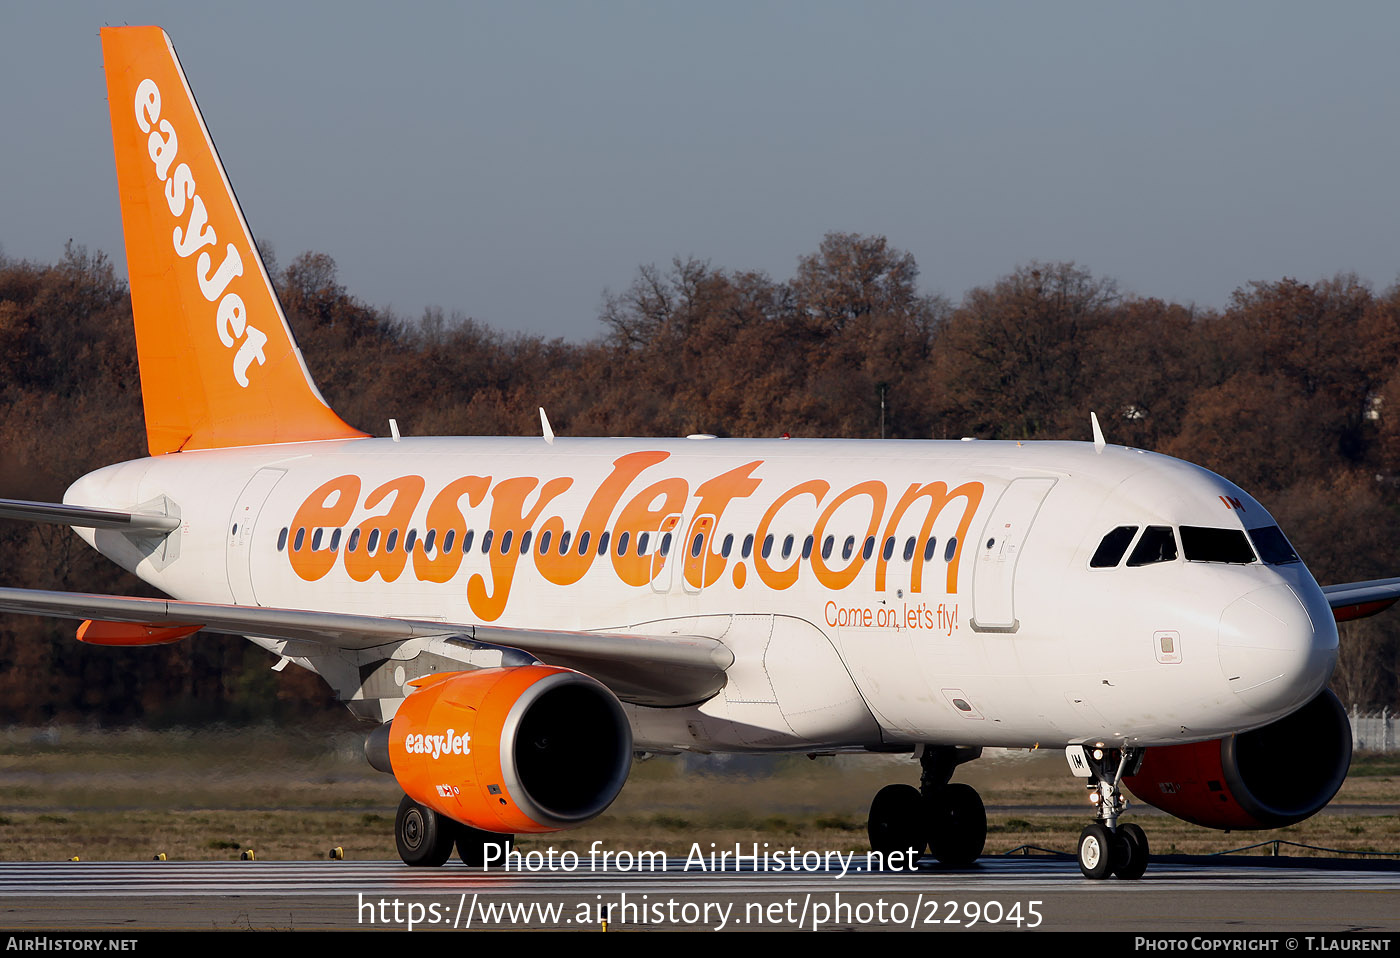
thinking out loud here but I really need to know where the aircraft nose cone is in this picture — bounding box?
[1218,584,1335,715]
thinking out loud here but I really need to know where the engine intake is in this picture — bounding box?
[368,665,632,834]
[1123,689,1351,829]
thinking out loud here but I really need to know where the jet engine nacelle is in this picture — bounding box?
[371,665,633,834]
[1123,690,1351,830]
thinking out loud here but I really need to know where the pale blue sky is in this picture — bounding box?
[3,2,1398,338]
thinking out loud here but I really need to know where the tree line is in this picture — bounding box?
[0,234,1397,723]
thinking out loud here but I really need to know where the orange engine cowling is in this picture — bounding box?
[1123,690,1351,830]
[375,665,632,834]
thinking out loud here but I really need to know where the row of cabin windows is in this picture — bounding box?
[1089,523,1299,569]
[275,525,959,565]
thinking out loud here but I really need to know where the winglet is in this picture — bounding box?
[1090,411,1106,453]
[101,27,366,455]
[540,407,555,445]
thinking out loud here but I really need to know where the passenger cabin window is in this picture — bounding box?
[1126,526,1177,566]
[1181,526,1255,564]
[1249,526,1300,565]
[1090,526,1138,568]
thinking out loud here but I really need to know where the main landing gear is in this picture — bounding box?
[867,746,986,868]
[394,794,513,867]
[1071,746,1148,880]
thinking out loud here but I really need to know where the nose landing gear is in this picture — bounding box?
[1069,745,1148,880]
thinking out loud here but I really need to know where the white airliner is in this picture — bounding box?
[1,26,1395,879]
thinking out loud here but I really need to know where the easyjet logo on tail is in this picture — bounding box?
[134,78,267,387]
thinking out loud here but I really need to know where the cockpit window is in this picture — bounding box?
[1181,526,1256,564]
[1090,526,1138,568]
[1126,526,1178,566]
[1248,525,1300,564]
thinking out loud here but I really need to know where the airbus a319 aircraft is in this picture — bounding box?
[2,26,1396,880]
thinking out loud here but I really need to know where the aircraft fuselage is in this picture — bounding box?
[65,435,1338,754]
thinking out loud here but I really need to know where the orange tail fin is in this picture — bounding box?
[101,27,366,455]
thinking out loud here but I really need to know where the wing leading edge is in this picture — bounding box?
[1322,577,1400,623]
[0,586,732,707]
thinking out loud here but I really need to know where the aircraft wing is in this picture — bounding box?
[0,586,732,706]
[1322,577,1400,622]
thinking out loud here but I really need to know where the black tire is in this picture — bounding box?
[868,784,925,859]
[1078,822,1113,880]
[927,782,986,867]
[395,795,455,867]
[1113,822,1149,880]
[457,826,511,867]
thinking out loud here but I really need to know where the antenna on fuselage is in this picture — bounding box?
[540,407,555,445]
[1090,411,1106,453]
